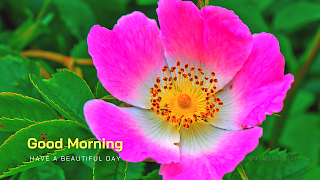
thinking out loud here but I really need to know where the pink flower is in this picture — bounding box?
[83,0,294,179]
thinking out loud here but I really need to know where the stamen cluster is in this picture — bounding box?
[150,61,223,129]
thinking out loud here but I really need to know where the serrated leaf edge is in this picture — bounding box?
[0,137,96,178]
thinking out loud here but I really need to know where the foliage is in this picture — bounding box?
[0,0,319,179]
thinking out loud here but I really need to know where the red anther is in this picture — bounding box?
[177,61,181,66]
[185,64,189,69]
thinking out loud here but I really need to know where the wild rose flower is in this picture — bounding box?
[83,0,294,179]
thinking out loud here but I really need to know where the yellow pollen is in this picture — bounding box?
[177,94,191,108]
[149,61,223,130]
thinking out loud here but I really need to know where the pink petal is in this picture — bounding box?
[159,123,263,180]
[211,33,294,130]
[156,0,253,90]
[83,99,180,163]
[87,12,166,109]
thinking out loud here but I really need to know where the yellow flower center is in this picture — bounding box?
[150,61,223,130]
[177,94,192,108]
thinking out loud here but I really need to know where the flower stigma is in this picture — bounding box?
[150,61,224,130]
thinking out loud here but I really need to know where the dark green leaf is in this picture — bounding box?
[74,148,99,169]
[275,33,298,73]
[0,45,20,57]
[0,118,35,132]
[242,149,312,180]
[273,1,320,32]
[0,56,41,99]
[126,162,145,180]
[137,0,158,6]
[280,113,320,164]
[56,156,93,180]
[30,69,94,126]
[141,169,162,180]
[18,162,66,180]
[288,90,315,119]
[0,92,58,121]
[53,0,96,39]
[86,0,130,29]
[0,120,94,178]
[95,81,110,99]
[304,165,320,180]
[248,0,275,11]
[94,149,127,180]
[9,8,49,50]
[95,81,124,106]
[70,39,90,59]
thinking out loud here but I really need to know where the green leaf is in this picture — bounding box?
[0,120,94,178]
[55,156,93,180]
[95,81,110,99]
[241,149,312,180]
[280,113,320,164]
[74,148,99,169]
[0,92,58,121]
[304,164,320,180]
[273,1,320,32]
[288,90,316,119]
[275,33,298,73]
[0,132,13,145]
[70,39,90,59]
[0,45,20,57]
[141,169,162,180]
[86,0,130,29]
[30,69,94,126]
[0,55,41,99]
[53,0,96,40]
[94,149,127,180]
[0,118,35,132]
[309,53,320,75]
[95,81,124,106]
[9,8,49,50]
[137,0,158,6]
[18,162,66,180]
[248,0,275,11]
[126,162,146,180]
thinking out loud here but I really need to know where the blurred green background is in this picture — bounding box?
[0,0,319,179]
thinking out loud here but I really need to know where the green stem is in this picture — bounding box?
[269,25,320,149]
[237,164,249,180]
[36,0,52,22]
